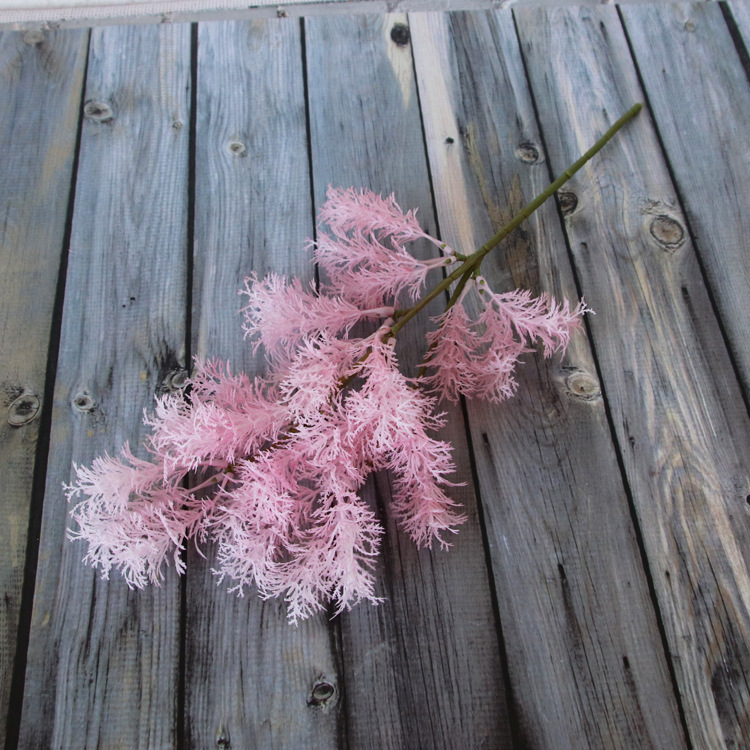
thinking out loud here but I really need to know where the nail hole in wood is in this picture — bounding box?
[390,23,410,46]
[516,141,540,164]
[73,393,95,412]
[558,191,578,216]
[84,100,114,123]
[7,393,40,426]
[227,140,247,157]
[308,680,335,707]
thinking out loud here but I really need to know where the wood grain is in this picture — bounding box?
[411,10,687,748]
[19,24,191,748]
[0,27,87,745]
[620,2,750,401]
[515,6,750,747]
[186,19,342,749]
[305,14,510,749]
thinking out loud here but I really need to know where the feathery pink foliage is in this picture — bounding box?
[66,186,588,622]
[311,187,455,308]
[241,272,393,358]
[423,278,589,403]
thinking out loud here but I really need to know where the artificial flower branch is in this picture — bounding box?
[65,103,642,623]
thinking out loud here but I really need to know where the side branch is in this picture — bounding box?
[389,102,643,336]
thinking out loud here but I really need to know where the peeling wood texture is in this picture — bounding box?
[0,5,749,748]
[0,26,87,744]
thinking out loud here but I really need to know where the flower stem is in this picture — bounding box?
[389,102,642,337]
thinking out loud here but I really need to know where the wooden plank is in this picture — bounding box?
[728,0,750,44]
[515,6,750,747]
[19,24,191,747]
[186,19,342,749]
[620,2,750,400]
[0,26,87,745]
[305,14,511,748]
[410,10,687,748]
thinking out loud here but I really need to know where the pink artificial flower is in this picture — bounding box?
[276,335,364,419]
[311,187,456,308]
[241,272,394,358]
[146,359,289,473]
[318,186,434,247]
[66,445,211,587]
[213,419,382,621]
[345,339,466,546]
[67,184,590,622]
[423,278,588,403]
[276,494,383,622]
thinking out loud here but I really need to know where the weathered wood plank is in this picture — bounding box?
[728,0,750,46]
[515,6,750,747]
[186,18,342,749]
[19,24,191,748]
[305,14,510,748]
[620,2,750,401]
[0,27,87,745]
[411,10,687,748]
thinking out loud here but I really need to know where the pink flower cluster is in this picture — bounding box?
[67,187,587,622]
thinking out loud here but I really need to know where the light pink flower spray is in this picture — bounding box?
[66,105,641,622]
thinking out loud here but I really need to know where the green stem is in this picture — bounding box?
[389,102,642,337]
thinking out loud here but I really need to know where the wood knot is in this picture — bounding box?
[163,369,188,392]
[227,140,247,157]
[84,100,114,124]
[558,191,578,216]
[215,721,230,748]
[390,23,410,47]
[684,20,696,32]
[516,141,540,164]
[308,679,336,708]
[7,392,41,426]
[23,29,45,45]
[72,392,95,412]
[563,370,601,402]
[649,214,685,251]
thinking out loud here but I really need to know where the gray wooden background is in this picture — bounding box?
[1,2,750,747]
